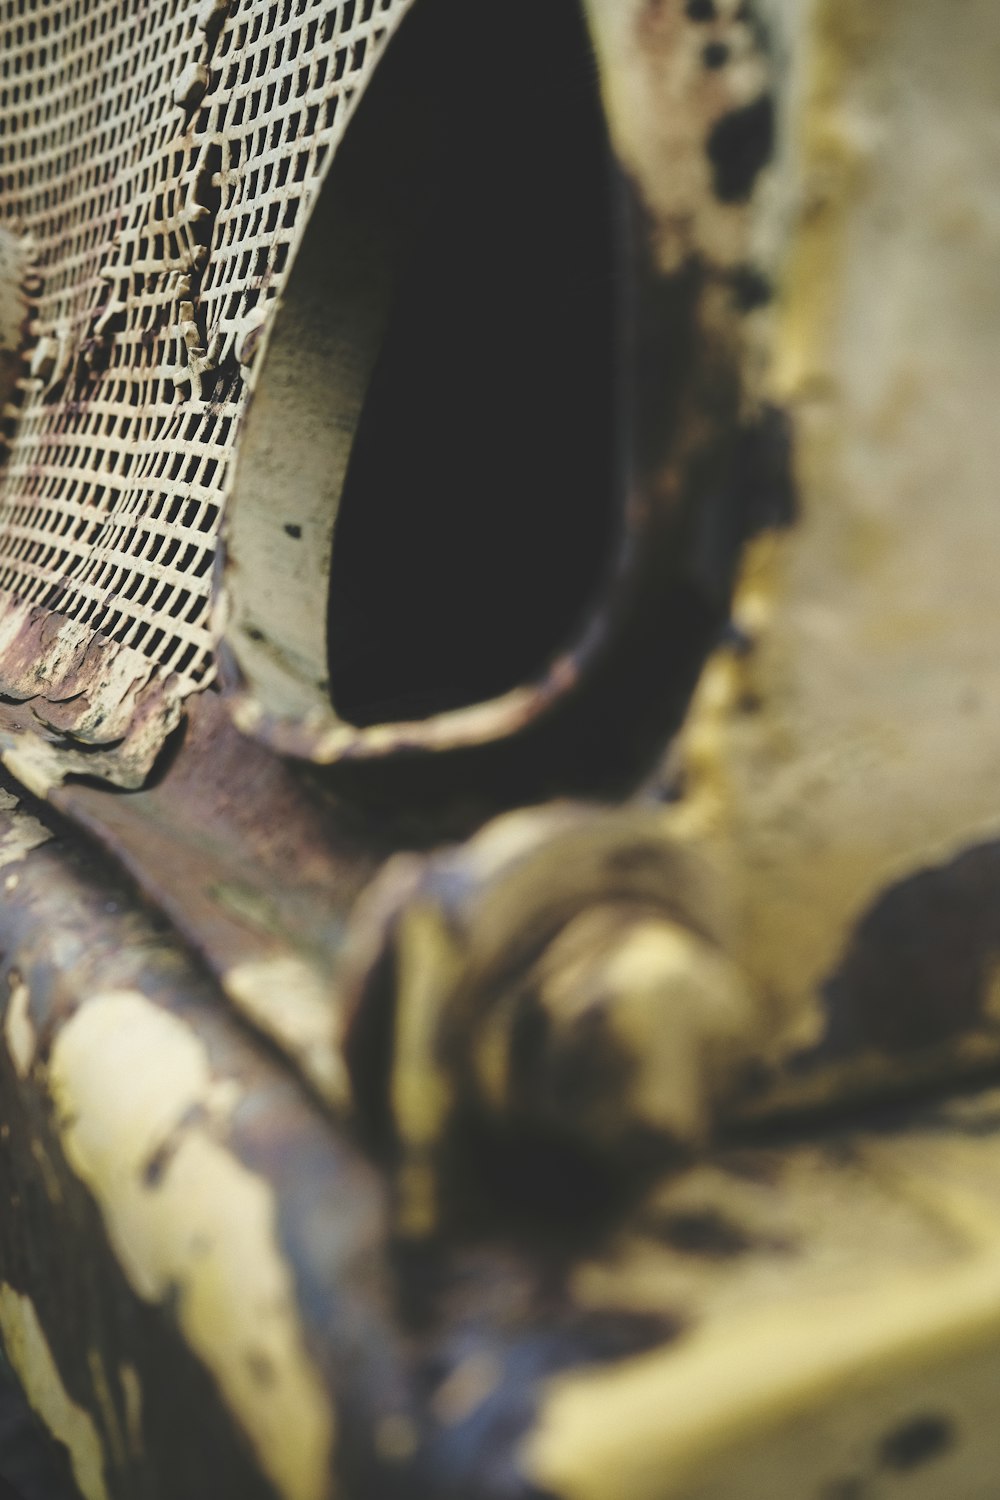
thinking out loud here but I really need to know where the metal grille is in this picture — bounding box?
[0,0,411,691]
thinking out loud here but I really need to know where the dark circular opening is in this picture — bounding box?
[326,0,624,727]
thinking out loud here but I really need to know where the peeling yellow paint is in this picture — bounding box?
[630,0,1000,1097]
[374,1412,419,1464]
[0,1285,110,1500]
[48,990,335,1500]
[225,956,348,1106]
[983,960,1000,1029]
[430,1352,503,1428]
[4,977,35,1079]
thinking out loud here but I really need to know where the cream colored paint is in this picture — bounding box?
[525,912,756,1145]
[48,990,335,1500]
[391,905,461,1236]
[516,16,1000,1487]
[4,977,35,1078]
[0,1285,109,1500]
[0,598,179,752]
[225,956,348,1106]
[118,1363,143,1460]
[87,1349,127,1475]
[526,1229,1000,1500]
[391,907,458,1158]
[650,0,1000,1043]
[0,224,29,357]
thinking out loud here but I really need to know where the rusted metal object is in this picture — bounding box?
[0,787,410,1500]
[1,0,1000,1498]
[54,691,387,1106]
[218,0,763,769]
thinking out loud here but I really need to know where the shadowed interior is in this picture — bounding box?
[326,0,624,726]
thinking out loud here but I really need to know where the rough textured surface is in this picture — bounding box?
[2,1,1000,1498]
[0,786,412,1500]
[10,781,1000,1500]
[0,0,415,781]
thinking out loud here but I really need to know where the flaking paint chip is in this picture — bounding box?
[173,63,210,112]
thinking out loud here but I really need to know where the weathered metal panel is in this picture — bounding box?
[0,0,999,1497]
[0,787,407,1500]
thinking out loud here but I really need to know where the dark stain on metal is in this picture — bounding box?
[819,841,1000,1058]
[645,1207,780,1259]
[878,1415,955,1473]
[706,95,776,203]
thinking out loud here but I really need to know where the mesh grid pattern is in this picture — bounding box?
[0,0,411,686]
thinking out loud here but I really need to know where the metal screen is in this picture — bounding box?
[0,0,411,717]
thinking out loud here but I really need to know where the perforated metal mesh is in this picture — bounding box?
[0,0,411,689]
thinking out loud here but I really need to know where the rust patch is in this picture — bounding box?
[0,600,182,789]
[54,692,386,1103]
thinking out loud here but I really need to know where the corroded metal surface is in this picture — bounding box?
[0,0,415,784]
[1,1,1000,1498]
[219,0,771,766]
[0,787,408,1500]
[11,782,1000,1500]
[54,691,387,1105]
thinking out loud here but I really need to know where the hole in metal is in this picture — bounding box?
[326,0,623,726]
